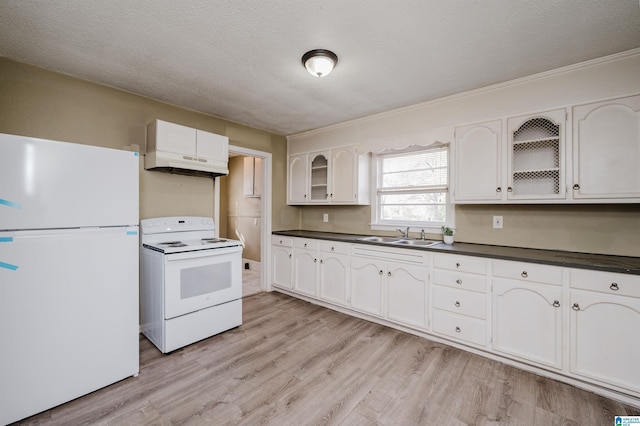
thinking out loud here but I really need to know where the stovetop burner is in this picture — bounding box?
[158,241,188,247]
[201,238,227,243]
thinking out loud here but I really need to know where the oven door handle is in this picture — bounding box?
[165,246,242,261]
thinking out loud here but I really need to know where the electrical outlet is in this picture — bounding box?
[493,216,503,229]
[323,213,329,223]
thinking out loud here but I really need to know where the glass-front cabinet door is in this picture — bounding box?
[309,151,330,202]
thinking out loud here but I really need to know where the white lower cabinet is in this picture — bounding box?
[386,262,428,329]
[271,235,640,403]
[493,279,563,369]
[569,269,640,395]
[318,241,350,307]
[350,255,385,317]
[293,239,319,297]
[271,237,293,289]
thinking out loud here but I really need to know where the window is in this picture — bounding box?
[372,146,453,231]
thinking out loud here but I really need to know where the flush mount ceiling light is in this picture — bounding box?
[302,49,338,77]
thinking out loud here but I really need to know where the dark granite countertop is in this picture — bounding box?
[273,230,640,275]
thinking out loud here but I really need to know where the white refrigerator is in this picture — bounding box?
[0,133,140,425]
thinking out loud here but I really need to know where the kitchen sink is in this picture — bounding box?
[358,236,402,243]
[358,236,441,247]
[392,239,441,247]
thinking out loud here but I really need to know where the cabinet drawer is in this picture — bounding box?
[433,253,487,274]
[570,269,640,298]
[271,236,293,247]
[432,310,487,347]
[319,240,350,255]
[294,238,319,250]
[433,269,487,293]
[433,285,487,319]
[493,260,562,286]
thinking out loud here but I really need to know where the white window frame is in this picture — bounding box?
[370,146,454,235]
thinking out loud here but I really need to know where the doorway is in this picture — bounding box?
[215,146,272,297]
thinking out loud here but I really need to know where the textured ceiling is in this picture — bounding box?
[1,1,639,136]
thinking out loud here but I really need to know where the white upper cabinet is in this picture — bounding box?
[506,109,566,200]
[288,154,308,203]
[146,119,229,174]
[309,151,330,202]
[287,145,370,205]
[571,94,640,201]
[454,120,502,201]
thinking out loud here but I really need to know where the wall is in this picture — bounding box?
[290,50,640,257]
[0,58,299,230]
[223,156,261,262]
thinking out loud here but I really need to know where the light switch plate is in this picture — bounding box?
[323,213,329,223]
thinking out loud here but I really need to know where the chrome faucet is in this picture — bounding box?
[396,227,410,239]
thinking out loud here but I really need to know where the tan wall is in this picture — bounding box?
[0,58,299,230]
[299,204,640,257]
[224,156,261,262]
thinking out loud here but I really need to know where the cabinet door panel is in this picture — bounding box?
[386,263,428,329]
[196,130,228,161]
[572,95,640,199]
[156,120,196,156]
[454,120,502,201]
[272,246,292,289]
[350,256,384,317]
[493,279,562,369]
[319,254,349,306]
[293,249,317,297]
[331,147,356,203]
[288,155,308,204]
[570,290,640,394]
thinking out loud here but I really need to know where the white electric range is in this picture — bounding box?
[140,216,243,353]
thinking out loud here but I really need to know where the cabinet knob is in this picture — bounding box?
[572,303,581,311]
[304,243,307,247]
[456,263,460,268]
[331,247,335,251]
[507,187,513,192]
[326,194,329,199]
[456,279,462,285]
[313,258,317,263]
[454,301,461,308]
[573,184,580,190]
[387,271,392,277]
[521,271,528,278]
[279,239,282,244]
[455,326,461,333]
[496,187,502,193]
[304,194,307,198]
[379,270,383,275]
[288,254,292,258]
[553,300,560,308]
[320,259,324,264]
[610,283,619,291]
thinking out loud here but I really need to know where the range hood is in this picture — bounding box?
[145,119,229,177]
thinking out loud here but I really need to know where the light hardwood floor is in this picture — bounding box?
[15,292,639,425]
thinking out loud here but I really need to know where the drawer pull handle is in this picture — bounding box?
[455,326,461,333]
[456,279,462,285]
[456,263,460,268]
[379,270,383,275]
[572,303,580,311]
[610,283,619,291]
[552,300,560,308]
[521,271,528,278]
[387,271,392,277]
[454,301,461,308]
